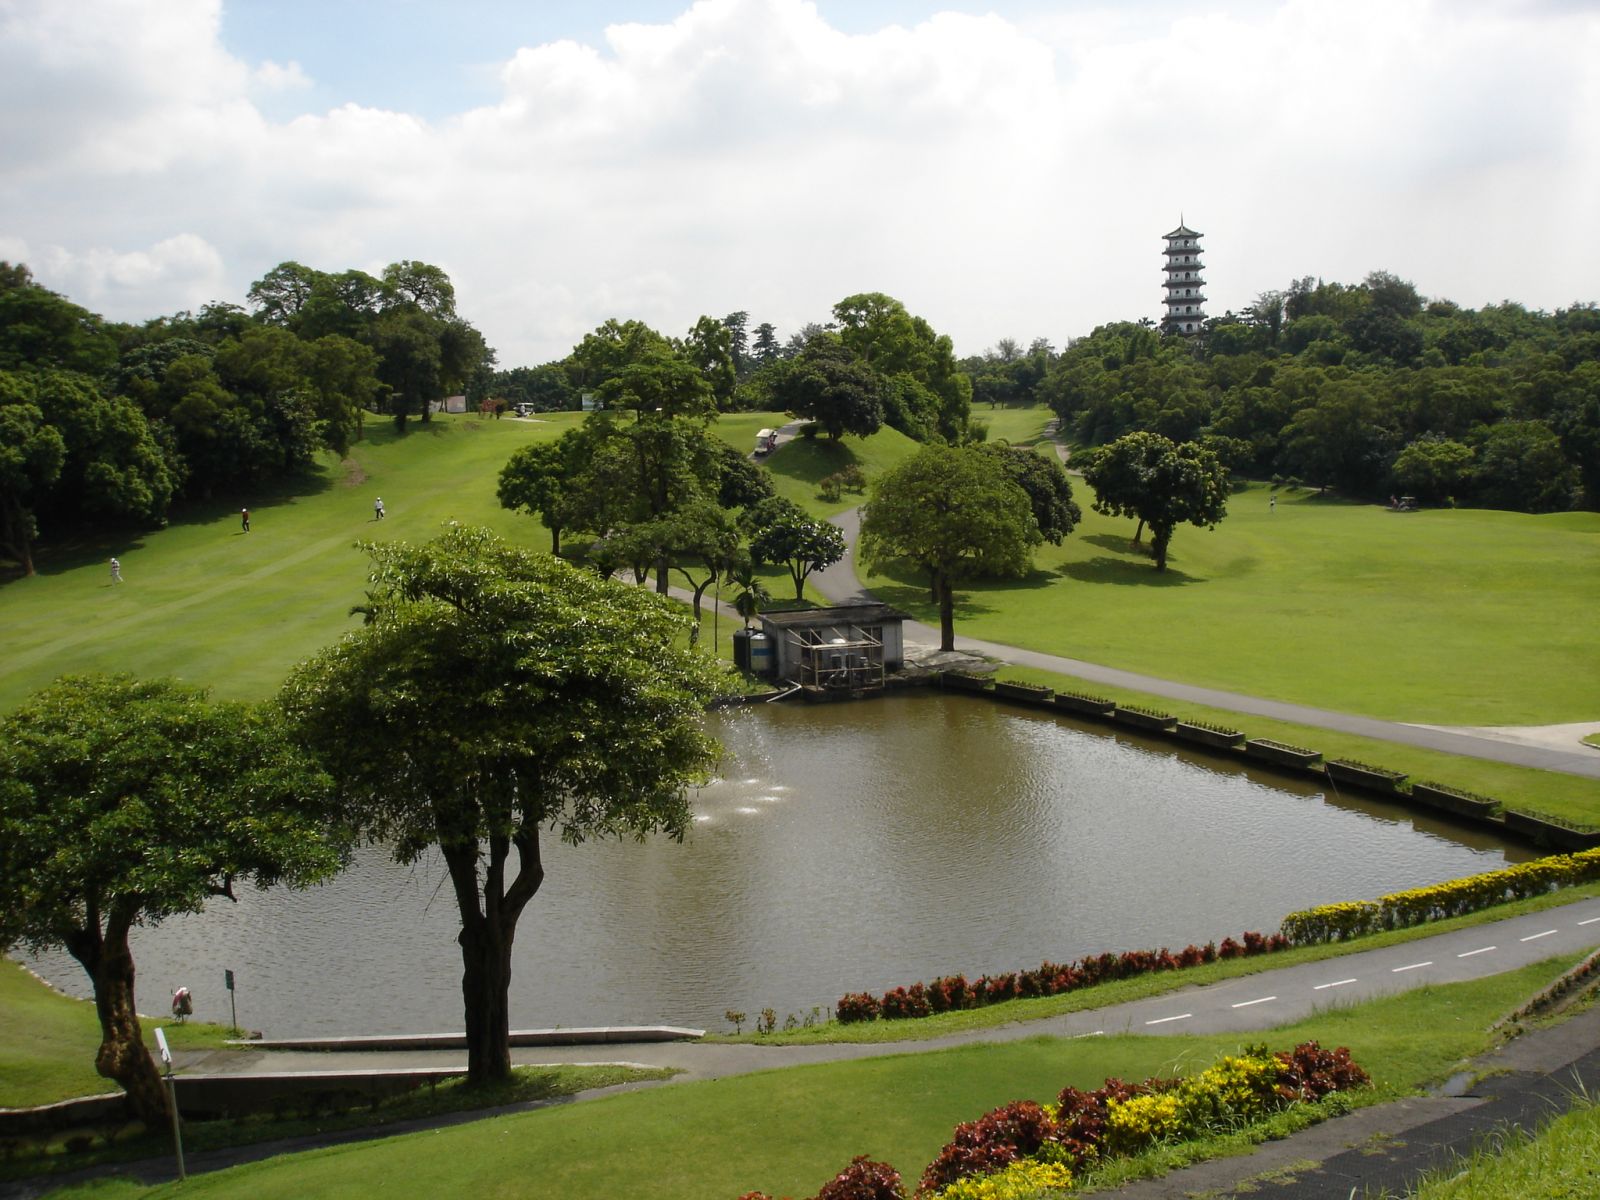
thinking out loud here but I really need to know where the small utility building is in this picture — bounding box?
[756,603,906,693]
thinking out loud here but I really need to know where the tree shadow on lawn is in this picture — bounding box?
[1061,556,1200,587]
[766,437,862,489]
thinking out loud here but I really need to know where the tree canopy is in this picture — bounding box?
[0,675,345,1123]
[743,496,847,602]
[1080,432,1230,571]
[860,445,1041,650]
[278,526,723,1085]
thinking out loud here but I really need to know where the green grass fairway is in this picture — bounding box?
[35,957,1577,1200]
[970,403,1057,448]
[3,409,1596,730]
[0,413,576,709]
[864,482,1600,726]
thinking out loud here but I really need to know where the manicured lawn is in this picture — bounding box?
[970,403,1057,448]
[34,957,1580,1200]
[863,482,1600,726]
[762,424,921,519]
[0,413,572,710]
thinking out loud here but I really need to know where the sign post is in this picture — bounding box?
[225,968,237,1033]
[153,1027,186,1182]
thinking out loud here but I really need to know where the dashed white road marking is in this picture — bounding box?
[1457,946,1496,958]
[1146,1013,1192,1025]
[1232,996,1276,1009]
[1521,930,1557,942]
[1314,978,1357,990]
[1392,961,1433,973]
[1578,917,1600,927]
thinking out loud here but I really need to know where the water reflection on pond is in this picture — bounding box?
[23,692,1528,1035]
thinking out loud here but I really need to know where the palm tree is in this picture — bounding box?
[729,565,771,630]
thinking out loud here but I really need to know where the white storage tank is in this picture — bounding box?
[748,631,775,677]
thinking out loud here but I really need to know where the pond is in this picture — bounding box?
[21,692,1527,1036]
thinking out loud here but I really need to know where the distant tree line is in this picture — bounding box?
[0,259,493,574]
[1035,272,1599,512]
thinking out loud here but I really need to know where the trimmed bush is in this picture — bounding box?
[1281,847,1600,944]
[835,931,1290,1024]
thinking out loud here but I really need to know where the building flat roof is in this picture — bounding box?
[759,603,906,628]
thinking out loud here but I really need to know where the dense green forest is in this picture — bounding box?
[3,259,1595,577]
[964,273,1599,513]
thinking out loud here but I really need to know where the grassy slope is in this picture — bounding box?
[39,957,1578,1200]
[0,413,578,710]
[1405,1098,1600,1200]
[0,961,239,1107]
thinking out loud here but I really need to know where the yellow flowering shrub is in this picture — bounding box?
[1103,1053,1282,1156]
[934,1159,1073,1199]
[1281,847,1600,944]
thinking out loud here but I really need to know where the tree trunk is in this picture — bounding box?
[67,913,168,1126]
[1132,518,1145,545]
[935,568,955,652]
[655,558,670,594]
[1151,524,1172,571]
[441,827,543,1088]
[550,526,562,556]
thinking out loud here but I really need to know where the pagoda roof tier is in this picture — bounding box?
[1164,223,1202,239]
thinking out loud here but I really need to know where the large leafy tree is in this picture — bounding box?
[744,496,846,602]
[832,292,971,440]
[26,369,174,533]
[498,436,582,554]
[778,333,885,440]
[0,389,66,575]
[0,676,345,1124]
[860,445,1041,650]
[983,443,1081,544]
[278,526,723,1086]
[1080,432,1230,571]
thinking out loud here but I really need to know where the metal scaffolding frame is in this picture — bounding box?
[785,623,886,692]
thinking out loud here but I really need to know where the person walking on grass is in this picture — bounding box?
[374,496,385,521]
[241,507,251,532]
[109,557,121,584]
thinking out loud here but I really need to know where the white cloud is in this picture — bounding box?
[0,0,1596,363]
[253,60,311,92]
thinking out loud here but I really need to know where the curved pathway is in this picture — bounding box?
[812,505,1600,780]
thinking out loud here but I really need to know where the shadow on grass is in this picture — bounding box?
[1061,557,1200,587]
[11,463,342,583]
[766,438,862,489]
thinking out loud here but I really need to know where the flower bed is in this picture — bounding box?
[1325,759,1408,795]
[736,1042,1369,1200]
[1244,738,1322,770]
[1111,704,1177,732]
[834,932,1290,1025]
[1279,847,1600,943]
[1051,691,1114,718]
[1172,721,1245,750]
[940,671,995,693]
[992,680,1054,707]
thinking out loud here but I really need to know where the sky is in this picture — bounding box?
[2,0,1597,368]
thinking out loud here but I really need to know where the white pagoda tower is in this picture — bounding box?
[1162,221,1205,334]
